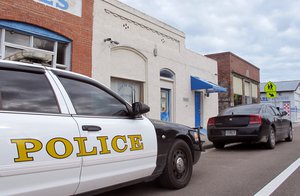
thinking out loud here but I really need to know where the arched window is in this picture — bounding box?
[160,68,175,80]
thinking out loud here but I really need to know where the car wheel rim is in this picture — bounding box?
[289,127,293,139]
[172,149,187,179]
[271,129,275,146]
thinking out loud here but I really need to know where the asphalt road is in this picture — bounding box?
[100,124,300,196]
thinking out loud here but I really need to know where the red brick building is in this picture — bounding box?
[206,52,260,112]
[0,0,93,76]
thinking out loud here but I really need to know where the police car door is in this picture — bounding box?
[51,71,157,194]
[0,64,81,196]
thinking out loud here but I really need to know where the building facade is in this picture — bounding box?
[0,0,93,76]
[92,0,225,128]
[206,52,260,112]
[0,0,224,128]
[260,80,300,123]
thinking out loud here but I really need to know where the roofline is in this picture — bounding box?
[104,0,185,39]
[206,51,260,70]
[260,80,300,91]
[261,79,300,83]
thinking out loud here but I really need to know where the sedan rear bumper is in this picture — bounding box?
[207,124,269,144]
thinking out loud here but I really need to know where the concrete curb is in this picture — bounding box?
[201,133,214,150]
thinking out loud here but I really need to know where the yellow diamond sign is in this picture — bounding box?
[264,81,277,98]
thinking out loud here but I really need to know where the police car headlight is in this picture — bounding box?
[190,128,200,142]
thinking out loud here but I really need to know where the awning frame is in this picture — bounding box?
[191,76,227,93]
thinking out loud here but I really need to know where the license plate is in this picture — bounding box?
[225,130,236,136]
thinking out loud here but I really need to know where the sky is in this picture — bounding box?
[119,0,300,83]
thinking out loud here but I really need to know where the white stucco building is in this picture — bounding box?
[92,0,225,128]
[260,80,300,123]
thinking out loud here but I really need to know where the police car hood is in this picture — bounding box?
[149,119,192,132]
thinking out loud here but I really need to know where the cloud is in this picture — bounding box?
[119,0,300,82]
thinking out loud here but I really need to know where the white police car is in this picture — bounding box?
[0,60,202,195]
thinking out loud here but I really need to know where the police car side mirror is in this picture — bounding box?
[132,102,150,117]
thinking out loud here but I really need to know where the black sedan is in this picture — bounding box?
[207,103,293,149]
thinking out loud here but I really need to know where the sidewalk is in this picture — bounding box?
[201,133,214,150]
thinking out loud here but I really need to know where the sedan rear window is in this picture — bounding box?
[221,105,261,115]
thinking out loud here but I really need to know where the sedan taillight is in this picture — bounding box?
[207,117,216,126]
[249,115,262,125]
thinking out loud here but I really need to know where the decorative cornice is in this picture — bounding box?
[104,9,179,43]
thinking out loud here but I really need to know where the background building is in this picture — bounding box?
[92,0,225,128]
[0,0,93,76]
[260,80,300,123]
[206,52,260,112]
[0,0,225,129]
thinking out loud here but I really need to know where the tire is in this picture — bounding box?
[285,125,293,142]
[266,126,276,149]
[213,142,225,149]
[157,139,193,189]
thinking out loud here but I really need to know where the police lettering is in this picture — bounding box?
[11,134,144,162]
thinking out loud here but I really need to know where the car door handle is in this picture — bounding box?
[82,125,102,132]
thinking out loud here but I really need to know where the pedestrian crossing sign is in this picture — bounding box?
[264,81,277,98]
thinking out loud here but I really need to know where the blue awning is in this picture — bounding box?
[191,76,227,93]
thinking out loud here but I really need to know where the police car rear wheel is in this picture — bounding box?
[158,139,193,189]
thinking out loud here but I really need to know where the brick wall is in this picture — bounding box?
[206,52,260,112]
[229,53,260,82]
[0,0,93,76]
[206,52,232,112]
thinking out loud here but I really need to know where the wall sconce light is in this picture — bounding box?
[153,48,158,57]
[205,90,210,97]
[104,38,119,45]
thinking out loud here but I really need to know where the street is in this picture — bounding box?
[101,124,300,196]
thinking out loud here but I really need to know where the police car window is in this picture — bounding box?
[0,69,60,113]
[59,77,129,116]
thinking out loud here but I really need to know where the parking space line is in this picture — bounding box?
[254,157,300,196]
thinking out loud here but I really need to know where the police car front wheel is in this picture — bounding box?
[158,139,193,189]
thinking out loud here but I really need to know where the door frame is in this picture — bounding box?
[194,91,202,128]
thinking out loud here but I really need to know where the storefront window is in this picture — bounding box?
[0,29,2,58]
[5,46,23,58]
[57,42,67,64]
[234,94,243,106]
[251,83,258,103]
[33,37,54,51]
[5,31,30,47]
[0,20,71,70]
[244,81,251,104]
[111,78,143,104]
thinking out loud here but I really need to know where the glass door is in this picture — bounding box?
[160,89,170,122]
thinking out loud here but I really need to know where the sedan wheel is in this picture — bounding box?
[266,127,276,149]
[285,125,293,142]
[157,139,193,189]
